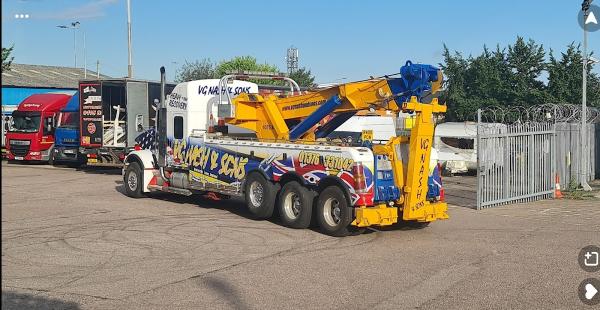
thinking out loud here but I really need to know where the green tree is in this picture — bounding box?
[175,59,216,82]
[440,45,470,121]
[505,37,547,106]
[289,67,316,87]
[216,56,280,85]
[547,44,600,107]
[440,37,600,121]
[2,45,15,72]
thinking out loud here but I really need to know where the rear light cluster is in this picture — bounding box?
[352,162,367,193]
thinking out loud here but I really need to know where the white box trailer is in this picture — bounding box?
[79,79,175,166]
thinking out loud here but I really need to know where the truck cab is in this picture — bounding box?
[52,93,85,166]
[5,94,72,162]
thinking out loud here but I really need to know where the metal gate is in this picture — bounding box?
[476,110,555,209]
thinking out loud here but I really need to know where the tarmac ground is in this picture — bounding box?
[2,162,599,309]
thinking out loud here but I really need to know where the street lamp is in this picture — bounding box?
[127,0,133,77]
[57,22,80,68]
[580,0,593,191]
[57,22,87,78]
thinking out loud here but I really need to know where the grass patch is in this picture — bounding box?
[562,177,600,200]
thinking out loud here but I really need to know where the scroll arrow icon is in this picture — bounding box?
[586,11,598,25]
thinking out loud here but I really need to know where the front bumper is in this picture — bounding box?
[53,146,81,162]
[81,147,127,167]
[6,148,51,161]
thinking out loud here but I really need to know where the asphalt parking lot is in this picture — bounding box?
[2,161,600,309]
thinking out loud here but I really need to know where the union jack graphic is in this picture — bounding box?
[135,128,156,150]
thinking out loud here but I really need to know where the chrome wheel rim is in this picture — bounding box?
[323,197,341,227]
[282,191,301,220]
[249,181,264,208]
[127,170,138,191]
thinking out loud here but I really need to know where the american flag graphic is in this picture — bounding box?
[135,128,157,150]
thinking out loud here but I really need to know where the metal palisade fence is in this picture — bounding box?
[475,104,599,209]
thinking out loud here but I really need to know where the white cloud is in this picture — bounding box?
[35,0,119,20]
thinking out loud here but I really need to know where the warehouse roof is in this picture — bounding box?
[1,63,111,89]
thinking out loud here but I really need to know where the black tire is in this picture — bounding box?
[315,186,354,237]
[68,155,87,168]
[48,150,54,165]
[124,162,145,198]
[244,172,277,219]
[278,181,315,229]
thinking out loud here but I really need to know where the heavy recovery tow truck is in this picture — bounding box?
[122,61,448,236]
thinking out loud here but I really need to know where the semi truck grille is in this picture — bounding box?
[10,144,30,156]
[61,138,78,146]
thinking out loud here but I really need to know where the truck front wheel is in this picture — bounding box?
[315,186,353,237]
[278,181,315,229]
[48,149,54,165]
[244,172,277,219]
[124,162,145,198]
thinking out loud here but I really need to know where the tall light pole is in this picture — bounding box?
[581,0,592,191]
[57,21,80,68]
[127,0,133,77]
[83,31,87,78]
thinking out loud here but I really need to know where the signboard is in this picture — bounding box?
[361,129,373,143]
[80,83,103,147]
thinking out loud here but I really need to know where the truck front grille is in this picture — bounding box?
[10,144,29,156]
[60,138,78,146]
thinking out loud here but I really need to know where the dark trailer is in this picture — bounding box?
[78,78,175,166]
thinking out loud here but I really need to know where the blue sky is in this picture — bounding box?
[2,0,598,83]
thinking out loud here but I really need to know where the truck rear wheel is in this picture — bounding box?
[48,150,54,165]
[244,172,277,219]
[124,162,145,198]
[315,186,353,237]
[278,181,314,229]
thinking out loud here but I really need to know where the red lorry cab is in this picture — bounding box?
[5,94,72,162]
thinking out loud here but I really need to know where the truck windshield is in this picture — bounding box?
[57,112,79,128]
[10,111,41,133]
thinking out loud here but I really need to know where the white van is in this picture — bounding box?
[330,115,440,174]
[329,115,396,143]
[434,122,477,174]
